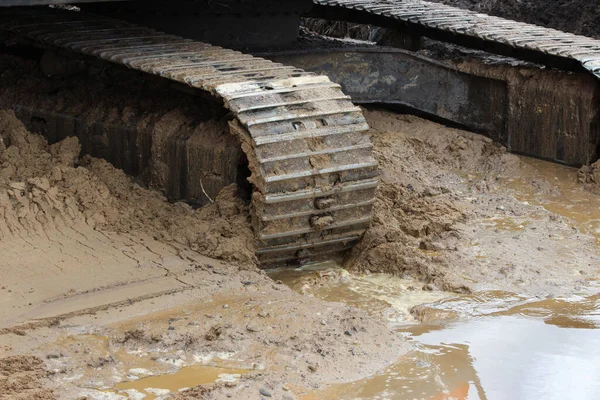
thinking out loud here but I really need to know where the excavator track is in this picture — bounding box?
[0,7,378,265]
[314,0,600,80]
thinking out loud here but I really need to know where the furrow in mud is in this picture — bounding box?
[0,7,378,265]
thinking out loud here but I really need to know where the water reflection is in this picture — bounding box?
[276,266,600,400]
[418,316,600,400]
[309,314,600,400]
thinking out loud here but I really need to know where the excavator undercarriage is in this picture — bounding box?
[1,0,599,266]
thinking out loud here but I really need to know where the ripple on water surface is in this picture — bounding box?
[271,262,600,400]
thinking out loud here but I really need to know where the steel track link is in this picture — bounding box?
[0,7,378,265]
[314,0,600,80]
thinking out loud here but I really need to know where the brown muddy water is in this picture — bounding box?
[267,156,600,400]
[112,364,249,399]
[269,264,600,400]
[506,157,600,239]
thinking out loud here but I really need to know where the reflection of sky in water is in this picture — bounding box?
[417,316,600,400]
[272,263,600,400]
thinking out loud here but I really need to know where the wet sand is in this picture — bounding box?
[1,107,599,399]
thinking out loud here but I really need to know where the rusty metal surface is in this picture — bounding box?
[312,0,600,81]
[263,47,508,139]
[0,7,378,265]
[266,46,600,166]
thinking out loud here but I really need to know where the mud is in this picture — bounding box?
[578,160,600,194]
[0,107,259,334]
[0,109,254,267]
[1,274,407,400]
[1,100,600,397]
[0,355,53,399]
[0,110,407,398]
[349,109,600,296]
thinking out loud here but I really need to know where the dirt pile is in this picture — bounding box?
[347,109,599,296]
[0,110,254,265]
[0,110,412,399]
[344,110,518,291]
[428,0,600,39]
[0,355,53,400]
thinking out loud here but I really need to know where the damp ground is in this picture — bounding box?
[1,107,600,399]
[270,262,600,400]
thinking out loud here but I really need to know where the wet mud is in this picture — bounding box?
[348,109,600,296]
[274,266,600,400]
[1,281,407,399]
[0,107,262,337]
[0,355,53,400]
[1,99,600,398]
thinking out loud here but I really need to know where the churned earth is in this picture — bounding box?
[0,109,409,399]
[1,105,599,399]
[351,109,599,296]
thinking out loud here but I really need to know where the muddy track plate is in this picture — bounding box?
[314,0,600,79]
[0,7,378,265]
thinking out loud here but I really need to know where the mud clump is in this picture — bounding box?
[346,180,467,290]
[345,110,512,292]
[171,386,218,400]
[0,109,255,266]
[578,160,600,194]
[0,355,54,400]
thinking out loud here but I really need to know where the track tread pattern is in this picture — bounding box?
[315,0,600,78]
[0,8,377,265]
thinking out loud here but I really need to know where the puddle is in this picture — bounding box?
[305,291,600,400]
[503,157,600,240]
[481,217,528,232]
[272,264,600,400]
[46,333,252,399]
[110,364,249,399]
[307,312,600,400]
[267,261,450,326]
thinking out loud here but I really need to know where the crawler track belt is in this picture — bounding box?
[315,0,600,79]
[0,8,378,265]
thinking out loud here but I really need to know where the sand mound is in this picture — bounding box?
[0,355,54,400]
[344,110,520,291]
[0,109,255,265]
